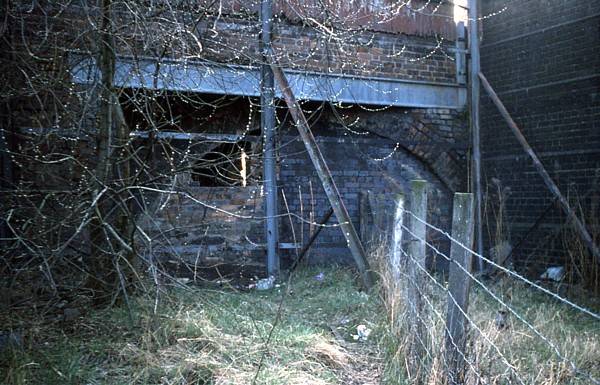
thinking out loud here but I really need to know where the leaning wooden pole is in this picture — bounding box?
[268,55,374,289]
[479,72,600,264]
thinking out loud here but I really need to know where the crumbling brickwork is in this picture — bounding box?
[136,187,265,267]
[2,1,469,271]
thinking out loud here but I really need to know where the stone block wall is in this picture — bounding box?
[480,0,600,272]
[136,186,266,267]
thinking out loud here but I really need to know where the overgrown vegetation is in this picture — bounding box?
[1,267,386,385]
[3,260,599,385]
[374,246,600,385]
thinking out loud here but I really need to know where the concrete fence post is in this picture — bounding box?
[390,193,405,282]
[406,180,428,377]
[444,192,475,384]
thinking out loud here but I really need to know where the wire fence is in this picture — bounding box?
[2,2,599,384]
[376,180,600,385]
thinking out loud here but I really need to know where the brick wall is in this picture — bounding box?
[278,106,467,265]
[480,0,600,273]
[136,186,266,268]
[3,3,461,134]
[2,2,469,271]
[130,103,468,268]
[199,18,457,83]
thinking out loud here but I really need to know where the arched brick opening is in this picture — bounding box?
[132,99,468,271]
[278,104,468,267]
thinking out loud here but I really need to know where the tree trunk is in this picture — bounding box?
[87,0,135,302]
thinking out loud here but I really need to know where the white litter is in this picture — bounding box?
[256,276,276,290]
[352,324,372,341]
[540,266,565,282]
[174,277,190,285]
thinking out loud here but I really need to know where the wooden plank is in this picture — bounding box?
[268,54,374,289]
[444,192,475,384]
[479,72,600,264]
[130,131,260,143]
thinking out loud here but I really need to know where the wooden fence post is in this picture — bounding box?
[444,192,475,384]
[406,180,428,377]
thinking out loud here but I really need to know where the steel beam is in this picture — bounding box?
[130,130,259,142]
[468,0,484,271]
[71,56,467,109]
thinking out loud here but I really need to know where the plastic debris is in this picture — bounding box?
[352,324,371,341]
[315,272,325,281]
[540,266,565,282]
[174,277,190,285]
[256,276,276,290]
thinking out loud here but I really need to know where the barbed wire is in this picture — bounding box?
[3,2,594,385]
[397,245,527,385]
[401,206,600,321]
[396,208,600,384]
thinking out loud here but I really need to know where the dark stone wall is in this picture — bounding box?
[278,106,467,265]
[2,2,469,271]
[480,0,600,273]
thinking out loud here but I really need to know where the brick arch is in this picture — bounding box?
[277,105,468,265]
[319,106,469,192]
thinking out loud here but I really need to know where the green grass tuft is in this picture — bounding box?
[1,266,386,385]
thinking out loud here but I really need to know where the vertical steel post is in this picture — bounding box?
[260,0,279,276]
[455,22,467,86]
[468,0,484,271]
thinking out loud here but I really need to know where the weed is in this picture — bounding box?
[1,266,385,385]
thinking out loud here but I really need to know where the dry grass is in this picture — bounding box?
[2,250,599,385]
[371,243,600,385]
[1,266,385,385]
